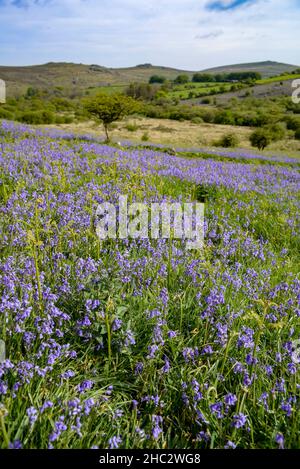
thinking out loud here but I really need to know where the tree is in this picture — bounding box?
[250,129,271,151]
[266,123,286,142]
[174,74,189,84]
[294,128,300,140]
[149,75,166,84]
[125,82,157,101]
[85,93,138,141]
[218,133,239,148]
[192,73,215,83]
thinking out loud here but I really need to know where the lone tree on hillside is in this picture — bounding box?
[149,75,166,84]
[85,93,138,141]
[174,74,189,84]
[250,129,271,151]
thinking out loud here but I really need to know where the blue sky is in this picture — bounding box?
[0,0,299,69]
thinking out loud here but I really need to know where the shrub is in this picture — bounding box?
[191,117,203,124]
[141,132,149,141]
[125,123,139,132]
[284,116,300,131]
[19,110,55,125]
[214,110,235,125]
[267,123,286,142]
[174,74,189,84]
[149,75,166,84]
[0,108,14,120]
[250,129,271,150]
[295,128,300,140]
[63,116,74,124]
[55,116,65,124]
[218,133,239,148]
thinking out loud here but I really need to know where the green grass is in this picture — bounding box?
[0,121,299,449]
[256,74,300,85]
[166,82,233,100]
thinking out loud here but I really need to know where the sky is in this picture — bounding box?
[0,0,299,69]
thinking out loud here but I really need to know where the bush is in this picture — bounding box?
[0,108,14,120]
[214,110,235,125]
[295,128,300,140]
[250,129,271,150]
[191,117,203,124]
[267,123,286,142]
[63,116,73,124]
[55,116,65,124]
[125,123,139,132]
[218,133,239,148]
[149,75,166,84]
[284,116,300,131]
[174,74,189,84]
[141,132,149,141]
[19,110,55,125]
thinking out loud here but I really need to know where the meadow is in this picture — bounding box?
[45,117,300,154]
[0,119,299,449]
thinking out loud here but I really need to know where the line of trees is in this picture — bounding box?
[149,71,262,85]
[192,71,262,83]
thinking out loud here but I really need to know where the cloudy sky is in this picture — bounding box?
[0,0,299,69]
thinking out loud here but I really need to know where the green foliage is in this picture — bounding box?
[0,108,14,120]
[214,110,235,125]
[84,93,138,141]
[250,128,272,150]
[51,97,74,111]
[25,87,39,98]
[217,133,239,148]
[126,82,158,101]
[19,110,55,125]
[141,132,149,141]
[174,74,189,84]
[193,73,215,83]
[125,122,139,132]
[295,128,300,140]
[149,75,166,84]
[191,117,203,124]
[195,183,218,202]
[284,116,300,131]
[192,71,261,83]
[267,122,286,142]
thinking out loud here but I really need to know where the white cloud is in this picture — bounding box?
[0,0,299,68]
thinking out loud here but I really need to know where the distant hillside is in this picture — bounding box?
[0,62,194,96]
[0,60,298,97]
[202,61,298,78]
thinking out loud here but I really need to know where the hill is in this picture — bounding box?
[202,60,298,78]
[0,60,298,97]
[0,62,194,96]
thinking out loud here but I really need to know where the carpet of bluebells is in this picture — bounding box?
[0,120,299,449]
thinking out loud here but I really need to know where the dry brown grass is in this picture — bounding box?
[43,116,300,154]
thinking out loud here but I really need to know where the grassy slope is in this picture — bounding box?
[0,121,299,449]
[42,117,300,155]
[0,61,298,97]
[203,61,298,77]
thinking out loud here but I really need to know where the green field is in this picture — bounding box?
[0,120,299,449]
[256,73,300,85]
[166,82,234,100]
